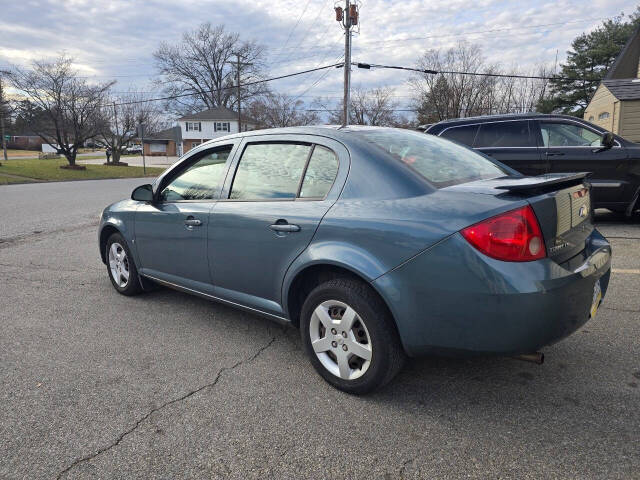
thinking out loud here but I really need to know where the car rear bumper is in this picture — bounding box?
[373,229,611,357]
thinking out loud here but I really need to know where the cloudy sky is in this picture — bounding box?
[1,0,638,112]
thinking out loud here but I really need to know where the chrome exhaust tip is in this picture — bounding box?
[513,352,544,365]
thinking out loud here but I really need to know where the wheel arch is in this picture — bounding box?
[99,224,122,264]
[284,261,399,339]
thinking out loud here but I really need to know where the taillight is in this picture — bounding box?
[460,205,546,262]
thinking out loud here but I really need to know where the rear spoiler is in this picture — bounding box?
[493,173,590,192]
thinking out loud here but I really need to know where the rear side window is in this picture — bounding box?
[356,129,508,188]
[475,121,532,147]
[439,125,478,146]
[299,146,339,198]
[230,143,311,200]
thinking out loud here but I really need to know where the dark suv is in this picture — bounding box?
[425,113,640,215]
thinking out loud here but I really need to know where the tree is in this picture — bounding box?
[411,42,552,123]
[98,92,162,165]
[11,55,112,168]
[315,86,403,126]
[541,11,640,116]
[154,23,266,115]
[246,93,319,128]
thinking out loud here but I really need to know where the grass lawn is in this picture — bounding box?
[0,157,165,183]
[0,174,37,185]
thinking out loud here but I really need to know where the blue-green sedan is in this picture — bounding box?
[99,126,611,394]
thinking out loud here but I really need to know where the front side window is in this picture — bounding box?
[475,121,532,148]
[355,129,508,188]
[230,143,311,200]
[159,146,232,201]
[439,125,478,146]
[299,146,339,198]
[540,122,601,147]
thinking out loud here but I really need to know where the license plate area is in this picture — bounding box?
[556,185,591,235]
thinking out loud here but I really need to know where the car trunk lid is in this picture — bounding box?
[445,173,594,264]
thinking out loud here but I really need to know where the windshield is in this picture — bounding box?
[355,129,509,188]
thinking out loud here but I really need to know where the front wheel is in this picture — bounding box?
[105,233,142,296]
[300,278,405,394]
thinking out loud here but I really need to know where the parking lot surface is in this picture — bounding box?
[1,179,639,479]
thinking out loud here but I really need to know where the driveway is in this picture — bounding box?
[1,179,639,479]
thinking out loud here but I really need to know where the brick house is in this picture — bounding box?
[142,126,182,157]
[179,106,258,153]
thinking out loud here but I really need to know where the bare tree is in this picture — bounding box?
[246,93,320,128]
[411,42,552,123]
[315,86,402,126]
[154,23,266,115]
[98,92,162,165]
[10,55,112,168]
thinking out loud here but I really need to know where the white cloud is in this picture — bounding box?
[1,0,637,111]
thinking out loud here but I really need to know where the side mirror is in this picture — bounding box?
[601,131,615,149]
[131,184,154,202]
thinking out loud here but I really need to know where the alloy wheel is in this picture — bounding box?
[309,300,372,380]
[108,242,130,288]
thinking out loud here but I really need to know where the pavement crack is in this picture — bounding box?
[55,334,279,479]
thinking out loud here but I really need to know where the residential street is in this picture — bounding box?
[1,178,639,479]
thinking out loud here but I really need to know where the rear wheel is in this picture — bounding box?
[300,278,405,394]
[106,233,142,296]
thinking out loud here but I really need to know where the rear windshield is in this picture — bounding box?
[355,129,509,188]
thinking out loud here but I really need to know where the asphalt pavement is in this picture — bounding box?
[1,178,639,479]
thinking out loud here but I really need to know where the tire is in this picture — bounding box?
[300,277,405,394]
[105,232,142,296]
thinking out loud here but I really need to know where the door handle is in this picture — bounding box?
[269,223,300,232]
[545,152,565,157]
[184,217,202,227]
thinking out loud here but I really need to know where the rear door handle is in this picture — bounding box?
[269,223,300,232]
[184,217,202,227]
[545,152,565,157]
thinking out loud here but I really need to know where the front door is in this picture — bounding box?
[474,120,546,176]
[208,136,346,316]
[134,144,234,289]
[536,120,629,206]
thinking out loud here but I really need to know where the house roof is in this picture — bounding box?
[144,126,182,142]
[605,24,640,80]
[178,106,258,125]
[602,79,640,100]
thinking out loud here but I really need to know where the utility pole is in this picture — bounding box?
[336,1,358,127]
[236,54,242,133]
[112,102,119,164]
[0,70,11,165]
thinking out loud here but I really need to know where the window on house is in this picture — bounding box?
[598,112,610,120]
[588,116,595,121]
[214,122,230,132]
[186,122,201,132]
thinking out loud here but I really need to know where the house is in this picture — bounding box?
[584,25,640,142]
[179,106,258,153]
[142,126,182,157]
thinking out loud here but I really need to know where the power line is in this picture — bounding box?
[355,62,566,81]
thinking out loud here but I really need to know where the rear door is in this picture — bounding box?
[535,120,629,206]
[474,120,546,176]
[208,135,348,316]
[134,143,236,290]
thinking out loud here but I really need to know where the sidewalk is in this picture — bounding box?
[78,155,179,168]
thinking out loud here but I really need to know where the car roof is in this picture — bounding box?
[425,113,594,132]
[196,124,407,147]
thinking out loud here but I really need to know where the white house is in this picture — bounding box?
[178,106,258,153]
